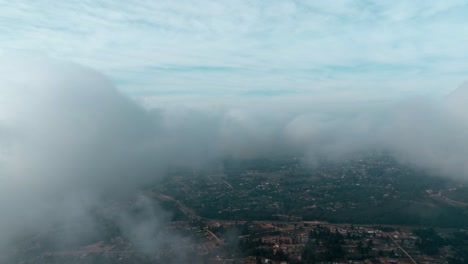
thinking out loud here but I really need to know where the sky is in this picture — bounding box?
[1,2,468,260]
[2,0,468,102]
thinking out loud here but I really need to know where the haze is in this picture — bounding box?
[1,1,468,263]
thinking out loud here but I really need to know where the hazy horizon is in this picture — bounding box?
[1,1,468,263]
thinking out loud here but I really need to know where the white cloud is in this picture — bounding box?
[1,53,468,259]
[1,1,468,98]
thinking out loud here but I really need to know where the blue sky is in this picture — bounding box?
[1,0,468,102]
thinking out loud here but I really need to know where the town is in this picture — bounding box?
[15,154,468,263]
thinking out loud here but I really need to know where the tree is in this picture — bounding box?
[357,240,364,254]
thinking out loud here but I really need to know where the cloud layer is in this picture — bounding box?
[2,1,468,97]
[0,57,468,260]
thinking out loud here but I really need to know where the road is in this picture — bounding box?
[151,192,198,218]
[386,232,417,264]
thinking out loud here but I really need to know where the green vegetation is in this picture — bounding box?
[156,154,468,228]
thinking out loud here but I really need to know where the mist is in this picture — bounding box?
[0,57,467,260]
